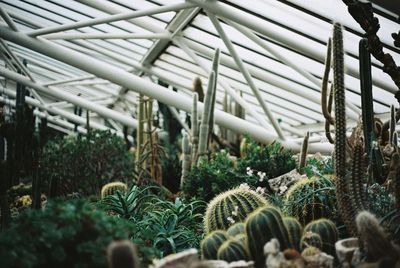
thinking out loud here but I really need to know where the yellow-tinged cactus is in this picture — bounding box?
[101,182,128,198]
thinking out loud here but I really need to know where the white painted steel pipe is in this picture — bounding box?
[0,7,18,31]
[27,2,195,37]
[0,25,333,153]
[208,12,285,140]
[42,32,171,40]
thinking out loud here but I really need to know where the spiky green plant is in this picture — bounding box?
[101,182,128,198]
[217,238,250,262]
[283,217,302,251]
[283,176,337,225]
[300,231,323,251]
[227,222,245,237]
[304,219,338,256]
[246,206,290,268]
[298,131,309,174]
[201,230,229,260]
[204,187,268,233]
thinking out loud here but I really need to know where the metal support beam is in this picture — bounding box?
[42,32,171,40]
[27,2,195,37]
[208,12,285,140]
[0,25,332,153]
[0,7,18,31]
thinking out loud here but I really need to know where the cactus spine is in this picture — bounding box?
[356,211,400,262]
[246,206,291,268]
[283,217,302,251]
[180,133,191,188]
[101,182,128,198]
[304,219,338,256]
[217,239,250,262]
[227,222,245,237]
[191,93,199,166]
[333,23,358,236]
[298,131,309,174]
[201,230,229,260]
[204,187,268,234]
[300,231,323,251]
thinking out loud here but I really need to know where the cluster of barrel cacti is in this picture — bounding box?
[200,187,339,268]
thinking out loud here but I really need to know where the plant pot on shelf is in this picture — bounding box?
[335,237,359,267]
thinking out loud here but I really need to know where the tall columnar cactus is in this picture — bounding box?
[217,238,250,262]
[333,23,358,236]
[390,105,396,146]
[180,133,191,188]
[201,230,229,260]
[304,219,338,256]
[298,131,309,174]
[191,93,199,166]
[197,71,216,162]
[283,217,302,251]
[107,239,140,268]
[193,77,204,102]
[356,211,400,262]
[359,38,374,154]
[208,48,220,135]
[227,222,245,237]
[246,206,291,268]
[101,182,128,198]
[388,152,400,209]
[393,131,398,147]
[136,94,144,165]
[350,141,368,211]
[321,38,334,126]
[300,231,323,251]
[204,187,268,234]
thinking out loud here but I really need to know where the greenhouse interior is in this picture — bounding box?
[0,0,400,267]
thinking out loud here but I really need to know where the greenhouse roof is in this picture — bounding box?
[0,0,399,153]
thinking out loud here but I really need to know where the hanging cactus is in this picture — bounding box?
[191,93,199,166]
[227,222,245,237]
[356,211,400,262]
[217,238,250,262]
[321,38,335,126]
[180,133,191,188]
[283,217,302,251]
[304,218,338,256]
[246,206,291,268]
[298,131,309,174]
[201,230,229,260]
[300,231,323,251]
[100,182,128,198]
[204,187,268,234]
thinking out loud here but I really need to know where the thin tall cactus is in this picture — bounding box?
[390,105,396,147]
[180,132,191,188]
[191,93,199,166]
[298,131,309,174]
[208,48,220,137]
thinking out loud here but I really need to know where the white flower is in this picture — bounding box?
[279,185,288,193]
[256,187,265,195]
[239,183,250,190]
[246,167,253,176]
[227,216,235,224]
[231,206,239,216]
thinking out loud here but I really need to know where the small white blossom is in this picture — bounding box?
[227,216,235,224]
[246,167,253,176]
[256,187,265,195]
[239,183,250,190]
[279,185,288,193]
[231,206,239,216]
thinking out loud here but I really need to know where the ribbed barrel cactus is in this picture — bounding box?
[200,230,229,260]
[283,216,302,251]
[304,218,338,256]
[204,187,268,233]
[300,231,323,251]
[100,182,128,198]
[217,239,250,262]
[227,222,245,237]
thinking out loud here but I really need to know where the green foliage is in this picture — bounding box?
[182,150,250,202]
[304,219,338,256]
[303,157,334,178]
[201,230,229,260]
[237,139,296,188]
[246,206,291,268]
[0,199,134,268]
[368,183,395,218]
[41,130,135,196]
[204,187,268,233]
[283,176,337,225]
[217,239,250,262]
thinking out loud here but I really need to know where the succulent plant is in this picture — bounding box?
[301,246,321,257]
[246,206,290,268]
[283,217,302,251]
[101,182,128,198]
[227,222,246,237]
[217,239,250,262]
[304,219,338,256]
[300,231,323,251]
[201,230,229,260]
[283,176,337,225]
[107,239,140,268]
[204,187,268,233]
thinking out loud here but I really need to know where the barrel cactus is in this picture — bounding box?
[283,216,302,251]
[300,231,323,251]
[304,219,338,255]
[217,239,250,262]
[301,246,321,257]
[284,176,337,225]
[227,222,246,237]
[204,187,268,233]
[246,206,291,268]
[100,182,128,198]
[201,230,229,260]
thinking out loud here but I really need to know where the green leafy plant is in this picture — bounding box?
[303,157,334,178]
[182,150,250,202]
[41,130,135,196]
[237,138,296,188]
[0,199,135,268]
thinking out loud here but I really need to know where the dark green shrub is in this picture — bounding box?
[0,199,135,268]
[182,150,249,202]
[237,139,296,189]
[41,130,135,196]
